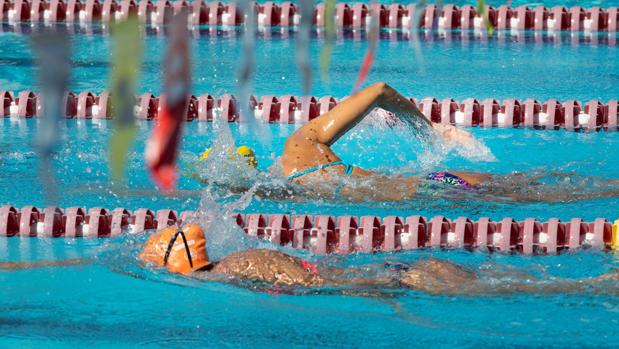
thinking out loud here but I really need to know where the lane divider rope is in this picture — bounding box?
[0,23,617,46]
[0,1,617,34]
[0,205,616,255]
[1,90,617,131]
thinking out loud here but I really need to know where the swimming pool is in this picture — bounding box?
[2,3,619,348]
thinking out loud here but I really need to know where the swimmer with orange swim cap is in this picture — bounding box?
[2,223,618,295]
[135,224,619,295]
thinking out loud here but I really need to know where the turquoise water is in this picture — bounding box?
[0,28,618,101]
[1,119,618,220]
[1,12,619,349]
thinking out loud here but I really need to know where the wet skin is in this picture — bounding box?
[280,82,619,203]
[3,251,617,296]
[280,82,486,201]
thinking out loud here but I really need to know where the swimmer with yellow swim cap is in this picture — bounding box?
[192,83,617,203]
[3,223,618,295]
[292,83,619,202]
[199,145,257,168]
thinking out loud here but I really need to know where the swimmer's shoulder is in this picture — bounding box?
[209,249,326,287]
[217,249,299,266]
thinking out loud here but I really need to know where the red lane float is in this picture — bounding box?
[0,1,618,34]
[1,205,617,255]
[2,90,616,132]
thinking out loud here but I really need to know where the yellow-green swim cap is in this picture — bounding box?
[200,145,257,168]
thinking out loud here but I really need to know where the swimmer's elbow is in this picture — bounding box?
[368,82,392,97]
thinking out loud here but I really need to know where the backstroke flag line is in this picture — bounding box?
[352,0,379,93]
[297,0,314,95]
[109,16,143,184]
[32,30,71,204]
[145,11,191,193]
[236,0,257,125]
[319,0,336,84]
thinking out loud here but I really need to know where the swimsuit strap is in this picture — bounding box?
[287,160,353,180]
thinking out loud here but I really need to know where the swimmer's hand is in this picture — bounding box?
[433,123,496,162]
[432,123,474,144]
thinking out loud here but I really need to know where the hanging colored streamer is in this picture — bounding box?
[352,1,379,92]
[476,0,494,35]
[409,0,427,75]
[109,16,143,184]
[32,29,71,204]
[236,0,256,123]
[145,11,191,193]
[297,0,314,95]
[319,0,336,84]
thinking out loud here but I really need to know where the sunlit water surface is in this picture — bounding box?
[1,16,619,348]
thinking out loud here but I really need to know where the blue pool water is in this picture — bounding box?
[1,10,619,348]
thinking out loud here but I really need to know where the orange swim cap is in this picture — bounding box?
[139,223,211,275]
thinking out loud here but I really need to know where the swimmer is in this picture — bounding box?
[279,82,619,202]
[3,224,618,296]
[193,83,619,203]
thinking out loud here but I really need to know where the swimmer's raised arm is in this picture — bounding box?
[294,82,431,146]
[289,82,473,149]
[0,258,90,271]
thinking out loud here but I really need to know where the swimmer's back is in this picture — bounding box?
[212,249,327,287]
